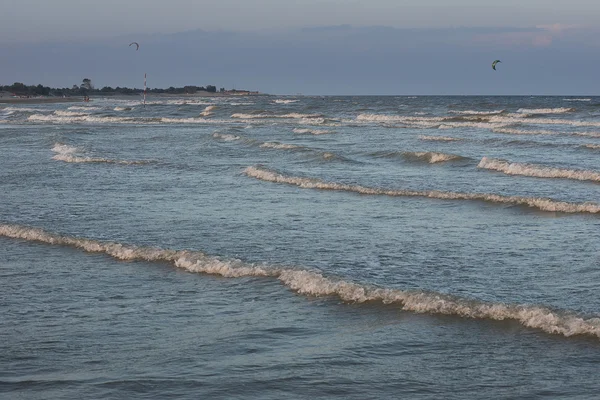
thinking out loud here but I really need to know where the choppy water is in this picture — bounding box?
[2,95,600,399]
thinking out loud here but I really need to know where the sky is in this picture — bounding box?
[1,1,600,94]
[2,0,600,42]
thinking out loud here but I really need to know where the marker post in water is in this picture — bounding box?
[143,73,147,108]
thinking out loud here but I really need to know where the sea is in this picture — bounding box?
[1,95,600,399]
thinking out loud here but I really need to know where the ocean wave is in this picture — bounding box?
[418,135,462,142]
[2,222,600,340]
[450,110,504,115]
[517,107,575,114]
[167,100,213,106]
[51,143,149,165]
[212,132,242,141]
[274,99,299,104]
[200,105,217,117]
[113,107,132,111]
[293,128,334,135]
[243,165,600,214]
[1,107,40,113]
[259,142,304,150]
[478,157,600,182]
[492,127,557,136]
[563,99,591,102]
[232,113,322,119]
[404,151,465,163]
[67,106,101,111]
[582,144,600,150]
[29,114,140,124]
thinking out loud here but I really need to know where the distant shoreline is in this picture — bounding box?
[0,97,82,104]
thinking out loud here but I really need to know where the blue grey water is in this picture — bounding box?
[1,95,600,399]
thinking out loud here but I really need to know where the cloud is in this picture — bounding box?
[536,23,580,33]
[472,30,554,48]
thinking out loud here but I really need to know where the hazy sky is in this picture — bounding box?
[2,1,600,94]
[3,0,600,42]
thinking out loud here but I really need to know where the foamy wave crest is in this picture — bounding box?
[114,107,132,111]
[212,132,241,141]
[200,105,217,117]
[478,157,600,182]
[67,106,101,111]
[231,113,321,119]
[167,100,212,106]
[260,142,303,150]
[243,166,600,214]
[2,107,39,113]
[563,99,591,102]
[293,128,334,135]
[51,143,148,165]
[274,99,299,104]
[404,152,464,163]
[3,222,600,340]
[54,110,87,117]
[517,108,575,114]
[29,114,137,124]
[418,135,462,142]
[582,144,600,150]
[492,127,556,136]
[450,110,504,115]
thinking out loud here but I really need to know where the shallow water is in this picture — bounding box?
[2,95,600,398]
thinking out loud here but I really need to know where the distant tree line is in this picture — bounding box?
[1,79,220,97]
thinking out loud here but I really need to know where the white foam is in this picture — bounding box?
[200,105,217,117]
[517,107,575,114]
[1,107,39,112]
[212,132,241,141]
[478,157,600,182]
[492,127,557,136]
[450,110,504,115]
[293,128,334,135]
[404,151,464,163]
[67,106,101,111]
[113,107,132,111]
[2,222,600,340]
[274,99,299,104]
[243,165,600,214]
[51,142,147,165]
[563,98,591,102]
[231,113,321,119]
[583,144,600,150]
[260,142,303,150]
[418,135,462,142]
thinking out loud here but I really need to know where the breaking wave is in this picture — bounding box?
[478,157,600,182]
[582,144,600,150]
[274,99,299,104]
[293,128,334,135]
[67,106,101,111]
[200,105,217,117]
[243,165,600,214]
[212,132,242,142]
[260,142,304,150]
[492,127,556,136]
[450,110,504,115]
[563,98,591,102]
[517,108,575,114]
[418,135,462,142]
[232,113,321,119]
[2,222,600,340]
[403,151,465,164]
[51,143,149,165]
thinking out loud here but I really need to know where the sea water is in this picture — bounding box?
[1,95,600,399]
